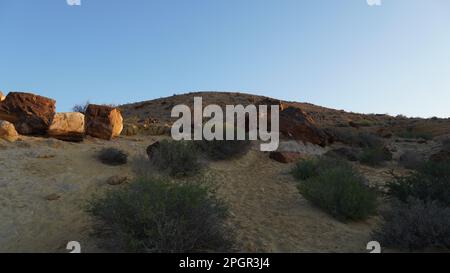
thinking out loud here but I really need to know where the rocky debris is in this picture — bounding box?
[0,91,5,102]
[85,104,123,140]
[269,151,303,163]
[325,147,360,162]
[48,112,85,142]
[45,193,61,201]
[279,107,328,147]
[0,120,19,142]
[146,141,160,160]
[0,92,56,135]
[107,175,129,186]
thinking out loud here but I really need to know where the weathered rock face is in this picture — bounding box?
[279,107,328,147]
[85,104,123,140]
[0,92,56,135]
[48,112,85,142]
[269,151,303,163]
[0,91,5,102]
[0,120,19,142]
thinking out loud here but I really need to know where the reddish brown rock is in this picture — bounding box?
[269,151,303,163]
[279,107,328,146]
[85,104,123,140]
[0,91,5,102]
[0,92,56,135]
[48,112,85,142]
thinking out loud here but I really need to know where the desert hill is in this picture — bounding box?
[0,91,449,253]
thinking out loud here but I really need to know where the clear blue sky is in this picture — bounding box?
[1,0,449,117]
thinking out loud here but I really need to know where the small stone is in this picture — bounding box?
[45,193,61,201]
[107,175,128,186]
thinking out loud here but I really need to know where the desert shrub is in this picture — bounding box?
[292,159,320,180]
[73,101,90,114]
[89,177,234,252]
[359,146,392,166]
[150,140,202,177]
[325,147,360,162]
[196,139,251,161]
[353,120,374,127]
[373,198,450,250]
[397,129,433,140]
[195,123,252,161]
[292,157,351,181]
[387,159,450,206]
[98,148,128,166]
[331,129,383,149]
[294,158,377,221]
[357,132,384,148]
[442,138,450,150]
[398,151,424,170]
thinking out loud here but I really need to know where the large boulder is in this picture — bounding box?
[85,104,123,140]
[0,92,56,135]
[48,112,85,142]
[0,120,19,142]
[0,91,5,102]
[279,107,328,146]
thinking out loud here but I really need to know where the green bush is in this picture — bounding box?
[150,140,202,177]
[397,129,433,140]
[373,198,450,250]
[293,158,377,221]
[196,139,251,161]
[97,148,128,166]
[331,129,383,148]
[359,146,392,166]
[195,123,252,161]
[89,177,234,253]
[292,159,320,180]
[387,159,450,206]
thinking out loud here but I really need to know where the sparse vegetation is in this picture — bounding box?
[293,158,377,221]
[97,148,128,166]
[331,128,384,149]
[149,140,202,177]
[387,159,450,206]
[73,101,90,114]
[396,128,433,140]
[398,151,424,170]
[89,177,234,253]
[373,198,450,250]
[196,139,251,161]
[359,146,392,166]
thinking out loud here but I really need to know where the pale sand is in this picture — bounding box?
[0,136,385,253]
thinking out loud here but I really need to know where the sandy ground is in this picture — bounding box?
[1,134,437,253]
